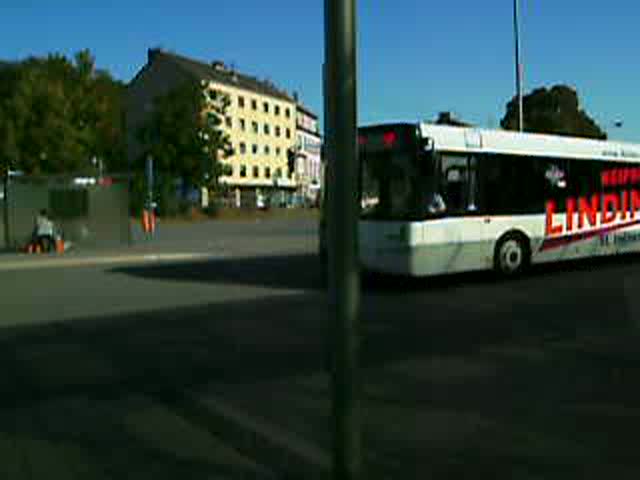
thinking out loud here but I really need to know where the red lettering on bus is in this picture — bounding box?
[618,169,626,185]
[631,190,640,219]
[601,193,619,224]
[621,191,629,220]
[565,198,576,231]
[545,200,563,236]
[578,194,599,229]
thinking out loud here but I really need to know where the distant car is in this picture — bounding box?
[256,195,268,210]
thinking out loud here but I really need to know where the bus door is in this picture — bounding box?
[435,153,490,272]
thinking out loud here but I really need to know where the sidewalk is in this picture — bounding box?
[0,216,317,271]
[0,246,224,272]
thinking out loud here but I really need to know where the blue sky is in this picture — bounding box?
[2,1,639,141]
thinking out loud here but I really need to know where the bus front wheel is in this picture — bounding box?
[494,233,530,276]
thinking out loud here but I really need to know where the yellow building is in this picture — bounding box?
[127,48,299,207]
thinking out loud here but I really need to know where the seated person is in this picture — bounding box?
[33,209,56,252]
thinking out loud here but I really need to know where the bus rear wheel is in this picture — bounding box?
[494,233,530,276]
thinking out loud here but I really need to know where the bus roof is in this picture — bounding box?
[418,123,640,163]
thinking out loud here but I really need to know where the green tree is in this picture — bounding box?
[0,50,126,175]
[501,85,607,140]
[0,64,20,173]
[136,79,232,190]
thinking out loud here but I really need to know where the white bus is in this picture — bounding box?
[319,122,640,277]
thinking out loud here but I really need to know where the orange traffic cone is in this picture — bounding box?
[56,238,65,254]
[149,211,156,234]
[142,210,150,233]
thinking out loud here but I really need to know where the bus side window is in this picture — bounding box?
[483,154,542,215]
[468,156,479,212]
[440,154,478,213]
[441,155,466,213]
[542,158,568,211]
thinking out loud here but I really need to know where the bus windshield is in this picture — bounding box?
[359,128,439,221]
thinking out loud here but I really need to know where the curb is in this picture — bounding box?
[0,252,224,271]
[182,392,331,480]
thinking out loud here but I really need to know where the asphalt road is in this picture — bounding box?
[2,217,640,478]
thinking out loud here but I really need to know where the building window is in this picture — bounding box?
[264,124,270,135]
[275,105,280,116]
[251,99,257,110]
[275,126,281,137]
[263,102,269,113]
[253,166,259,178]
[208,89,218,101]
[286,128,291,139]
[265,167,271,178]
[288,170,293,179]
[240,118,246,131]
[276,147,281,157]
[240,165,247,177]
[225,117,232,128]
[239,142,246,154]
[285,108,291,118]
[264,145,270,155]
[228,165,234,176]
[252,121,259,134]
[252,144,258,154]
[275,167,282,178]
[206,111,217,127]
[238,96,245,108]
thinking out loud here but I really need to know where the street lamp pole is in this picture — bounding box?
[2,164,9,249]
[514,0,524,131]
[324,0,362,479]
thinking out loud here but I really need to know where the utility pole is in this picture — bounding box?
[324,0,362,479]
[2,166,9,250]
[514,0,524,131]
[146,154,154,211]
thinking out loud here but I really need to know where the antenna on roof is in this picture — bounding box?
[211,60,227,72]
[227,61,239,82]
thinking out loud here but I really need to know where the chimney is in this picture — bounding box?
[211,61,227,72]
[293,91,299,102]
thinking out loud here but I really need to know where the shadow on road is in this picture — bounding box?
[3,251,640,477]
[109,250,640,295]
[111,253,328,291]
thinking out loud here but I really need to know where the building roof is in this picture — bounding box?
[434,111,474,127]
[418,123,640,163]
[296,103,318,119]
[143,49,295,103]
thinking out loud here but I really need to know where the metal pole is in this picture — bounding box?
[514,0,524,131]
[324,0,362,479]
[146,154,154,209]
[145,154,154,237]
[2,170,10,250]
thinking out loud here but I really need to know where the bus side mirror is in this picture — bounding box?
[420,137,435,152]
